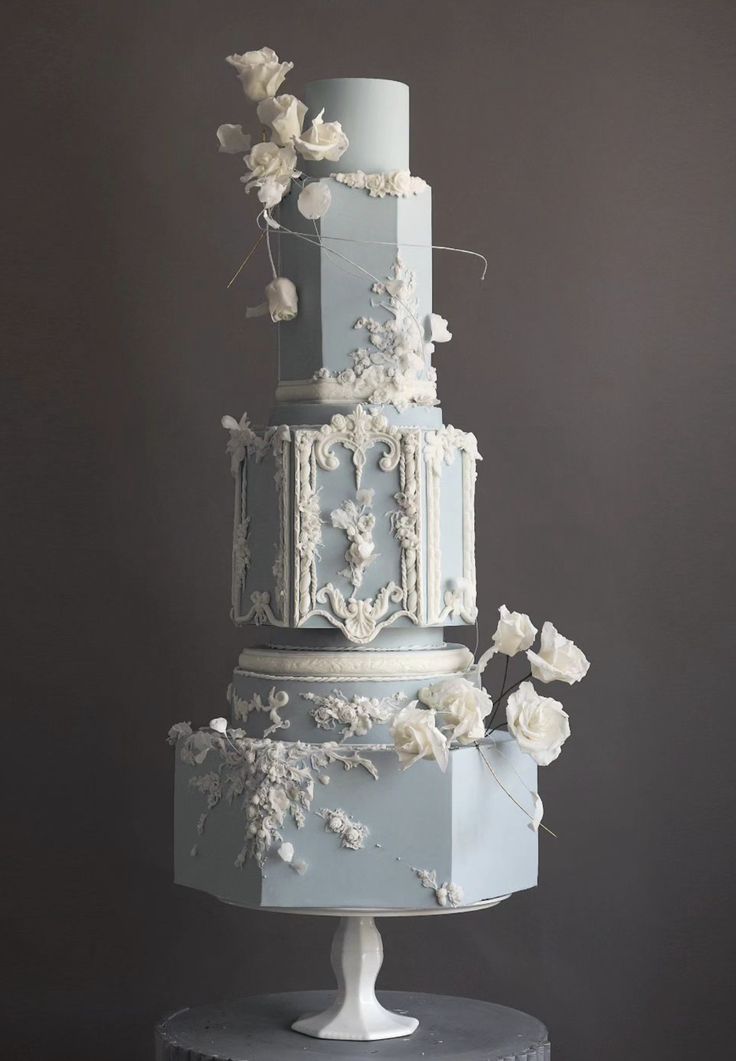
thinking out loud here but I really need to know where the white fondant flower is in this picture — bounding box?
[209,717,228,734]
[342,826,365,850]
[506,681,570,766]
[277,841,294,863]
[365,172,384,196]
[216,124,252,154]
[256,93,307,146]
[430,313,452,343]
[226,47,293,102]
[257,177,288,208]
[389,169,412,195]
[297,180,332,219]
[436,882,464,908]
[390,703,449,771]
[266,277,298,321]
[242,141,298,193]
[526,621,590,685]
[418,676,489,744]
[492,605,538,657]
[294,109,349,162]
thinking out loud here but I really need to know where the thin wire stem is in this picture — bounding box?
[226,231,266,289]
[475,743,557,838]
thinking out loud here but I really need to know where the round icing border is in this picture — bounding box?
[237,643,473,680]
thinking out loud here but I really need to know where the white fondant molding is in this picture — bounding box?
[275,376,438,405]
[425,426,482,625]
[331,170,429,198]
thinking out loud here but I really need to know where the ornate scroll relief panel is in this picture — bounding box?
[294,407,422,644]
[223,415,291,627]
[424,426,482,625]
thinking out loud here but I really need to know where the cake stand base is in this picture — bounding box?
[155,991,550,1060]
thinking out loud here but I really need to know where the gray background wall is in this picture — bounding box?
[3,1,735,1058]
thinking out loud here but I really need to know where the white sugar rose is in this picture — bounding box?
[256,94,307,146]
[418,676,489,744]
[493,604,538,657]
[390,703,449,772]
[265,277,298,321]
[527,621,590,685]
[506,681,570,766]
[429,313,452,343]
[294,109,349,162]
[297,180,332,219]
[389,169,412,195]
[226,47,293,102]
[242,141,298,193]
[216,124,252,154]
[365,172,385,196]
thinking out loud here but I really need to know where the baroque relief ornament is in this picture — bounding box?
[303,690,407,739]
[169,725,378,869]
[229,685,290,738]
[330,489,378,591]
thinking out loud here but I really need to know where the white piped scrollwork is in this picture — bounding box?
[314,582,408,644]
[230,685,290,738]
[314,405,401,489]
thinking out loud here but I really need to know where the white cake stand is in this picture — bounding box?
[260,896,510,1042]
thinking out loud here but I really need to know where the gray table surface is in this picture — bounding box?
[155,991,551,1060]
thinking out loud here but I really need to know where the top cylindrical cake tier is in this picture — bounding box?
[302,78,409,175]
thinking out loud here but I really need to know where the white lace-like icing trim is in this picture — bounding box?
[332,170,429,198]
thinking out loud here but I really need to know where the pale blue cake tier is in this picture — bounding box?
[230,641,476,744]
[276,181,432,391]
[231,417,479,637]
[302,78,409,176]
[273,78,434,407]
[174,733,538,911]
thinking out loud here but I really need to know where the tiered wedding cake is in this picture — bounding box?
[171,57,588,918]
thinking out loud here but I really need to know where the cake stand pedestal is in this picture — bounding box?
[291,915,418,1039]
[155,991,550,1060]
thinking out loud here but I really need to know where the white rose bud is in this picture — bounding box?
[297,181,332,219]
[256,94,307,146]
[294,109,349,162]
[216,124,252,155]
[527,621,590,685]
[418,676,489,744]
[390,702,449,772]
[265,277,298,321]
[492,605,538,657]
[226,47,293,102]
[257,177,287,208]
[506,681,571,766]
